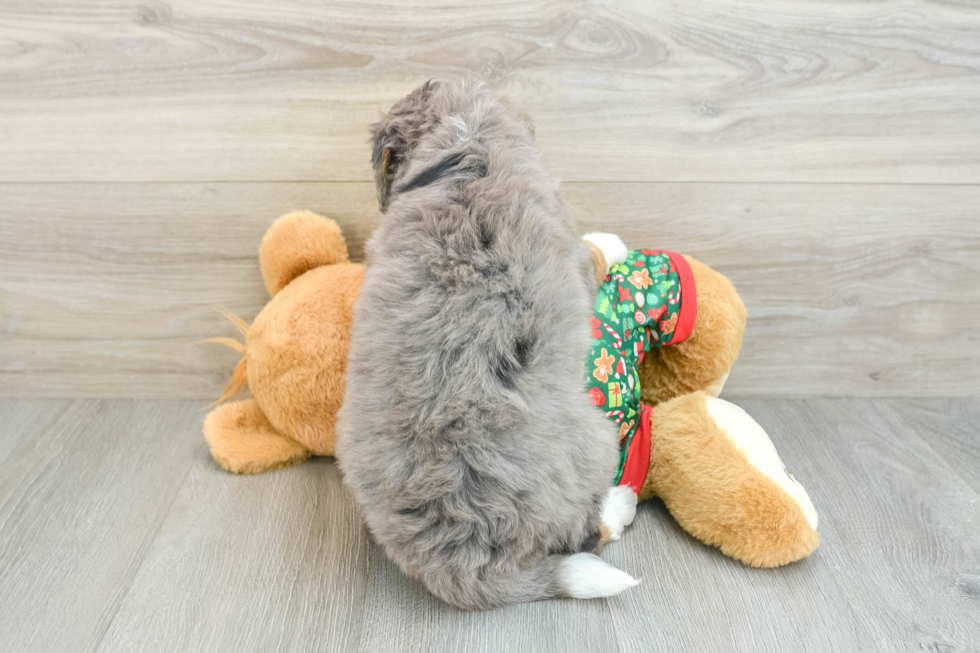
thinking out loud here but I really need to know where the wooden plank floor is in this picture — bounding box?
[1,398,977,653]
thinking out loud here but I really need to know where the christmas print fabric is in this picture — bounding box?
[585,249,685,485]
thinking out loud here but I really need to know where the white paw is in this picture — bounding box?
[583,233,628,273]
[558,553,641,599]
[601,485,638,541]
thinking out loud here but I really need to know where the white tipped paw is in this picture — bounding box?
[601,485,638,541]
[583,233,629,273]
[559,553,641,599]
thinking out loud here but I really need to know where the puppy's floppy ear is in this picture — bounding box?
[585,240,608,285]
[372,140,396,212]
[370,80,441,212]
[380,146,392,178]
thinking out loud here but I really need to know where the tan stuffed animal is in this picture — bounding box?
[205,213,818,568]
[203,211,362,474]
[583,234,818,567]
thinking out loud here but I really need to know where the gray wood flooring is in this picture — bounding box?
[1,398,977,653]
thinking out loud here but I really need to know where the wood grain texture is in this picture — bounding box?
[0,398,70,465]
[2,0,979,397]
[737,398,980,652]
[2,182,977,398]
[603,397,980,652]
[0,0,979,183]
[0,400,201,653]
[1,398,977,652]
[0,182,378,398]
[569,183,980,397]
[883,397,980,496]
[95,456,371,653]
[602,509,865,653]
[355,544,619,653]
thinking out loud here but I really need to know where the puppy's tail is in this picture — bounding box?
[554,553,641,600]
[431,553,639,610]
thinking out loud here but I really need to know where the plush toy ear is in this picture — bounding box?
[259,211,350,296]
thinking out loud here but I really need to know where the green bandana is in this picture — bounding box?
[584,249,696,485]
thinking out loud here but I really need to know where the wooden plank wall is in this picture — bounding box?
[1,0,978,398]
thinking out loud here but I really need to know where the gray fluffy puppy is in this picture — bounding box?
[337,80,638,610]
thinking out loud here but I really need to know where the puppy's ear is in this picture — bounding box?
[585,240,608,285]
[373,143,395,212]
[370,80,440,212]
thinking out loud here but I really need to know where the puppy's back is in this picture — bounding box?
[337,81,631,609]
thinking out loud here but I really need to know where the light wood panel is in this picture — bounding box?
[2,398,978,652]
[1,0,978,183]
[0,400,202,653]
[0,182,377,398]
[2,181,977,398]
[603,509,865,652]
[569,183,980,397]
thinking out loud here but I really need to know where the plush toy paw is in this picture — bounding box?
[204,398,311,474]
[646,392,819,568]
[583,232,629,274]
[601,485,638,542]
[703,397,818,529]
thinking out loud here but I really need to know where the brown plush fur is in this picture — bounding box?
[204,399,310,474]
[208,228,741,477]
[586,247,814,566]
[637,255,747,405]
[259,210,350,297]
[641,392,820,568]
[203,211,362,474]
[205,219,815,568]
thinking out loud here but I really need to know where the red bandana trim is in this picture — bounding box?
[652,250,697,346]
[618,403,653,495]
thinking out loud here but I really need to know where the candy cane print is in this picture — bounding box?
[603,324,623,348]
[605,409,625,423]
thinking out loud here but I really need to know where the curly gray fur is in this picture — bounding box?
[336,80,619,610]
